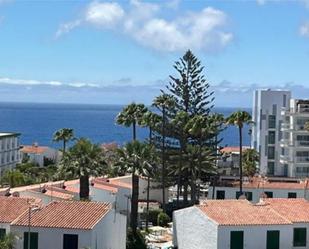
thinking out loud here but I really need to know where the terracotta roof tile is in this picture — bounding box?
[93,183,118,193]
[0,197,30,223]
[12,201,111,230]
[198,200,291,226]
[220,146,250,154]
[43,186,74,200]
[20,145,48,154]
[265,198,309,223]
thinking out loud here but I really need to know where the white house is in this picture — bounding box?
[11,200,126,249]
[20,143,60,167]
[0,197,30,237]
[173,198,309,249]
[208,176,309,203]
[0,132,21,175]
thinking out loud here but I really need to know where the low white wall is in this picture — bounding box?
[218,225,292,249]
[173,206,218,249]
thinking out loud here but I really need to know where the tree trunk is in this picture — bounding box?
[176,173,181,208]
[162,107,166,212]
[79,174,89,200]
[183,179,188,206]
[190,168,196,205]
[130,172,139,234]
[63,140,66,153]
[146,176,150,231]
[133,121,136,141]
[239,126,243,195]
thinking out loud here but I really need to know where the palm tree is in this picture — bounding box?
[243,148,259,177]
[153,93,175,212]
[140,111,162,143]
[116,103,148,141]
[53,128,74,153]
[226,111,252,195]
[58,138,106,200]
[115,141,153,234]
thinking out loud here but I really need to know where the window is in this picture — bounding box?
[268,115,276,129]
[288,192,297,198]
[268,147,275,160]
[268,131,276,144]
[265,192,273,198]
[294,228,306,247]
[267,162,275,175]
[0,228,6,240]
[267,230,280,249]
[23,232,38,249]
[216,190,225,200]
[230,231,243,249]
[63,234,78,249]
[236,191,252,201]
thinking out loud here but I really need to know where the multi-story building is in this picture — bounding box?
[280,99,309,177]
[251,89,291,176]
[0,132,21,174]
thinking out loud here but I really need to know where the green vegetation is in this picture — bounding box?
[53,128,75,153]
[0,233,15,249]
[126,228,147,249]
[157,212,170,227]
[243,148,259,177]
[226,111,253,194]
[58,138,107,200]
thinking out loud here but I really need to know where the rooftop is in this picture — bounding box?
[20,145,49,154]
[12,201,111,230]
[0,132,20,138]
[198,199,291,226]
[0,197,30,223]
[220,146,250,154]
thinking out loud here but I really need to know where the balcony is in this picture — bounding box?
[296,141,309,147]
[280,154,293,163]
[295,156,309,163]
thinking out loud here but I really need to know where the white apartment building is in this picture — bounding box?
[251,89,291,176]
[280,99,309,177]
[0,132,21,174]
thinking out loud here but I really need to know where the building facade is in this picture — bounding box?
[251,89,291,176]
[0,132,21,174]
[173,198,309,249]
[280,99,309,177]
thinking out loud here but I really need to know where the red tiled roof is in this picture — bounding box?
[64,185,80,194]
[232,178,309,190]
[198,200,291,226]
[0,197,30,223]
[220,146,250,154]
[20,145,48,154]
[12,201,111,230]
[265,198,309,223]
[43,186,74,200]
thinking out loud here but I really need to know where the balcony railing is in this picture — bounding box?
[296,141,309,147]
[296,156,309,163]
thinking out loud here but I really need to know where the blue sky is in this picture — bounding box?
[1,0,309,107]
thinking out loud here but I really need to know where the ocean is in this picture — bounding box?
[0,102,251,148]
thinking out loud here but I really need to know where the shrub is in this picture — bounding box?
[148,209,162,226]
[157,212,170,227]
[126,228,147,249]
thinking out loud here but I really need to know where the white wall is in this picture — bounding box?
[0,223,11,234]
[173,206,218,249]
[11,209,127,249]
[218,225,292,249]
[12,226,93,249]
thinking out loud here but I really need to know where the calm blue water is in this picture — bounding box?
[0,102,251,148]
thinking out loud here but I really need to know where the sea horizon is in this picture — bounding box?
[0,102,252,148]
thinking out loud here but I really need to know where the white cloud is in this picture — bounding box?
[56,1,233,52]
[300,22,309,37]
[85,1,124,27]
[55,20,82,38]
[256,0,266,5]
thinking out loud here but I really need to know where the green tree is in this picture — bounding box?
[226,111,252,195]
[53,128,74,153]
[0,233,15,249]
[243,148,259,177]
[58,138,106,200]
[153,93,175,211]
[1,170,26,187]
[116,103,147,141]
[115,141,153,234]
